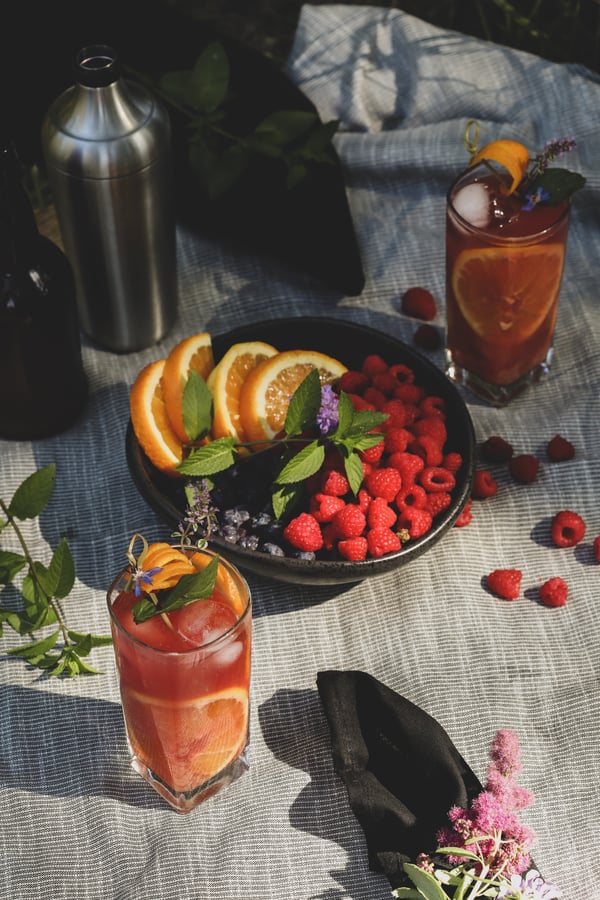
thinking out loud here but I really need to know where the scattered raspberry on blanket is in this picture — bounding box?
[337,537,368,561]
[539,576,568,608]
[365,467,402,501]
[397,506,433,539]
[454,498,472,527]
[367,496,397,528]
[508,454,540,483]
[472,469,498,499]
[401,286,437,321]
[547,434,575,462]
[481,435,514,463]
[550,510,586,547]
[413,323,442,350]
[309,493,346,523]
[594,536,600,563]
[332,504,367,539]
[367,526,402,558]
[486,568,523,600]
[283,513,324,552]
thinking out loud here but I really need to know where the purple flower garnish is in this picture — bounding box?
[522,187,551,211]
[131,566,163,597]
[497,869,563,899]
[316,384,339,436]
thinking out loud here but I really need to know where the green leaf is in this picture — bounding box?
[67,630,113,649]
[0,608,25,634]
[160,41,229,114]
[435,847,481,863]
[194,141,251,199]
[271,481,304,522]
[132,557,219,623]
[20,568,55,630]
[40,538,75,600]
[6,630,60,660]
[403,864,451,899]
[294,120,339,162]
[534,168,586,204]
[0,550,27,584]
[331,391,355,438]
[344,451,365,496]
[275,441,325,485]
[182,370,214,441]
[8,464,56,520]
[254,110,319,146]
[284,368,322,436]
[346,409,389,435]
[177,438,237,476]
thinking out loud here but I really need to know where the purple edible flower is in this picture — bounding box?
[522,187,550,211]
[497,868,563,899]
[316,384,339,435]
[131,566,163,597]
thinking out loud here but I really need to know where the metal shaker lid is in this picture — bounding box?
[75,45,120,88]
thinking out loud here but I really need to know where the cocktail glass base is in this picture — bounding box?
[129,743,250,814]
[444,349,553,407]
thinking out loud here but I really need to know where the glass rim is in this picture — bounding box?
[446,164,571,244]
[106,546,251,656]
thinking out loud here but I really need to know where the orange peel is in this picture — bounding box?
[469,139,530,194]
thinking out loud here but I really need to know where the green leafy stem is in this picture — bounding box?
[128,40,340,198]
[177,367,388,521]
[0,465,112,677]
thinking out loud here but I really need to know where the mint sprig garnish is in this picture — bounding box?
[0,465,112,676]
[132,555,219,624]
[176,367,388,519]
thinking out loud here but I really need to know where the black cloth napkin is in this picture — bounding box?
[317,670,483,889]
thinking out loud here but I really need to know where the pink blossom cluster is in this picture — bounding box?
[436,729,536,878]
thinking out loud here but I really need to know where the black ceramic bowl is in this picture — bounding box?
[126,317,475,585]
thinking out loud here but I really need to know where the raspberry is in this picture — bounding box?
[380,398,408,428]
[384,427,411,454]
[348,393,376,411]
[539,576,568,608]
[320,469,350,497]
[361,354,389,377]
[550,510,586,548]
[486,568,522,601]
[424,491,452,517]
[395,484,427,511]
[357,488,372,512]
[396,507,433,539]
[409,434,443,467]
[594,536,600,563]
[332,504,367,539]
[363,386,387,409]
[367,526,402,558]
[472,469,498,500]
[338,370,370,395]
[283,513,324,552]
[419,395,446,419]
[401,286,437,321]
[547,434,575,462]
[394,382,425,405]
[359,438,385,466]
[367,496,397,528]
[419,466,456,493]
[387,451,424,485]
[337,537,368,561]
[389,363,415,385]
[371,372,398,396]
[454,498,472,527]
[413,416,447,446]
[365,467,402,501]
[509,454,540,483]
[309,493,346,523]
[413,323,442,350]
[443,452,463,474]
[481,435,514,463]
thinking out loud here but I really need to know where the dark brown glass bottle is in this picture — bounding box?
[0,138,87,439]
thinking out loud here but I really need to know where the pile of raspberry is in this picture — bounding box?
[282,353,464,562]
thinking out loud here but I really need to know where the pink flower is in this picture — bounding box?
[489,729,523,778]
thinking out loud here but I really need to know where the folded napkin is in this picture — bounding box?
[317,670,483,889]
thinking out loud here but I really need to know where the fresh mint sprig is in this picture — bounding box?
[176,367,388,521]
[0,465,112,676]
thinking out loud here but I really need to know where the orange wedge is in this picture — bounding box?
[190,551,248,617]
[469,139,530,194]
[163,332,215,442]
[124,686,249,791]
[239,349,347,444]
[207,341,278,442]
[130,359,185,475]
[452,243,565,342]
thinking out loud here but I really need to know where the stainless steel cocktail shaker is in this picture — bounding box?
[42,45,177,353]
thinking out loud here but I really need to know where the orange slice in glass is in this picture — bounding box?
[130,359,185,475]
[163,332,215,443]
[469,139,530,194]
[452,243,565,342]
[207,341,279,442]
[238,349,347,444]
[124,686,249,791]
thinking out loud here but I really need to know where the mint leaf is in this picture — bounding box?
[331,391,355,438]
[284,368,322,436]
[41,538,75,600]
[344,452,365,497]
[346,409,388,434]
[8,464,56,520]
[6,629,60,660]
[272,482,304,522]
[0,550,26,584]
[182,370,213,441]
[132,557,219,623]
[402,864,450,900]
[160,41,229,114]
[275,440,325,485]
[534,168,586,205]
[67,630,113,649]
[177,438,237,476]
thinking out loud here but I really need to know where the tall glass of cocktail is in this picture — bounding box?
[445,161,571,406]
[107,540,251,813]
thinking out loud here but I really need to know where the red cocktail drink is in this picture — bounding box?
[107,546,251,812]
[445,164,570,405]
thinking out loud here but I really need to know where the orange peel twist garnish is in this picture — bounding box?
[468,139,531,195]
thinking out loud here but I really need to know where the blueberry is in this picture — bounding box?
[260,542,285,557]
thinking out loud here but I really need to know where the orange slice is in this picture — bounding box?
[124,686,249,791]
[139,543,196,592]
[130,359,185,475]
[469,139,530,194]
[190,551,248,617]
[163,332,215,442]
[452,243,565,342]
[239,349,348,444]
[207,341,278,442]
